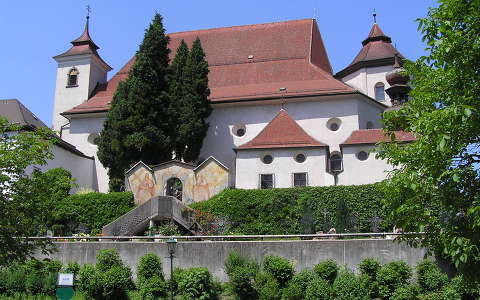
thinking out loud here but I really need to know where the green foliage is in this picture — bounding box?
[78,249,133,300]
[169,37,211,162]
[416,260,448,293]
[391,284,420,300]
[282,269,318,300]
[304,278,332,300]
[333,269,369,300]
[0,118,67,265]
[418,285,462,300]
[53,192,135,234]
[137,276,168,300]
[169,267,186,294]
[224,252,258,300]
[359,257,381,298]
[313,259,338,284]
[63,262,80,280]
[97,13,172,191]
[254,272,281,300]
[377,261,413,299]
[450,274,480,299]
[377,0,480,280]
[190,184,387,234]
[335,198,350,233]
[137,253,164,281]
[262,255,294,288]
[177,267,218,300]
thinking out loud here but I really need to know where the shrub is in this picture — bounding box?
[313,259,338,284]
[137,253,164,281]
[254,272,281,300]
[333,269,369,300]
[53,192,135,234]
[224,252,258,276]
[359,258,381,278]
[304,278,332,300]
[450,275,480,299]
[377,261,412,299]
[416,260,448,293]
[63,262,80,280]
[418,286,461,300]
[189,184,388,234]
[170,267,185,294]
[96,249,124,273]
[78,264,103,299]
[101,266,134,300]
[224,252,259,300]
[391,284,420,300]
[178,267,218,300]
[262,255,294,288]
[2,265,27,296]
[137,276,168,300]
[282,269,318,300]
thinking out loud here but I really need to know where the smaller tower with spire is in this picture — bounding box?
[52,9,111,132]
[335,13,404,106]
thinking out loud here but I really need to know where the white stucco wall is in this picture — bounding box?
[357,100,384,130]
[235,148,327,189]
[339,145,393,185]
[52,55,108,132]
[61,115,108,192]
[341,65,394,106]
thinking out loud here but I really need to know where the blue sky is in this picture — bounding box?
[0,1,436,126]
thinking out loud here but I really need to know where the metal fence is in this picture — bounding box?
[24,232,424,242]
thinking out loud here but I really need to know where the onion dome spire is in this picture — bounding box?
[385,52,410,107]
[70,7,99,50]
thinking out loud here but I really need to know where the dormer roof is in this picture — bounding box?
[335,23,402,79]
[237,109,326,150]
[62,19,355,116]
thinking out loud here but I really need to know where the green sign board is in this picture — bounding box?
[56,287,74,300]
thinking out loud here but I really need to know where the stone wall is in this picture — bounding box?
[37,239,427,281]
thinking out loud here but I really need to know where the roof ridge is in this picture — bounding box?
[168,18,314,36]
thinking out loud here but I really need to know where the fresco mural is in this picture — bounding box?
[126,157,229,205]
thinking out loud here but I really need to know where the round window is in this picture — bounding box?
[295,153,306,163]
[87,133,100,145]
[262,154,273,164]
[357,151,369,161]
[232,124,246,137]
[327,118,341,132]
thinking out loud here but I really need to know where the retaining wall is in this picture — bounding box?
[37,239,427,281]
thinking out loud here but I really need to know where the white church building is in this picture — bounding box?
[47,16,414,199]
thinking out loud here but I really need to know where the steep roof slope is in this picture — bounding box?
[0,99,47,129]
[335,23,403,79]
[64,19,355,115]
[237,109,326,150]
[341,129,415,145]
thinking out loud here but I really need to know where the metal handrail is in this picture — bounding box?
[22,232,424,241]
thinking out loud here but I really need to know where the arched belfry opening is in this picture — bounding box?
[166,177,183,201]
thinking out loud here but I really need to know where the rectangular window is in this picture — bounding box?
[260,174,274,189]
[293,173,307,187]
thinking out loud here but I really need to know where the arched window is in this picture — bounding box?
[374,82,385,101]
[67,68,79,87]
[329,152,343,173]
[166,177,183,201]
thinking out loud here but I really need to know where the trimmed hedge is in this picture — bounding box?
[189,184,388,234]
[53,192,135,235]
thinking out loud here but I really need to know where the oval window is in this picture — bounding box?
[87,133,100,145]
[232,124,246,137]
[327,118,341,132]
[357,151,369,161]
[262,154,273,164]
[295,153,306,163]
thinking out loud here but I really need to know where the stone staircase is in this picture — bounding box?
[102,196,201,236]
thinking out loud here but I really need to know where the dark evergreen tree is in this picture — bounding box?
[97,13,172,191]
[172,37,211,162]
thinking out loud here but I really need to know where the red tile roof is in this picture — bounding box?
[341,129,415,145]
[54,18,111,71]
[237,109,326,150]
[63,19,355,115]
[335,23,402,78]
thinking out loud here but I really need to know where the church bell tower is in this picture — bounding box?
[52,11,111,132]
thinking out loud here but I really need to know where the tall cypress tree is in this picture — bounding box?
[97,13,172,191]
[173,37,211,162]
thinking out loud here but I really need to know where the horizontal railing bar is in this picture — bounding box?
[21,232,425,241]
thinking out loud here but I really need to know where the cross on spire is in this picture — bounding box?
[373,9,377,23]
[86,4,91,20]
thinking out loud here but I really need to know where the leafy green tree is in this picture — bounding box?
[378,0,480,280]
[97,13,172,191]
[171,37,212,162]
[0,117,67,265]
